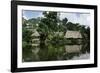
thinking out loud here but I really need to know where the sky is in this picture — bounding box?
[22,10,43,20]
[22,10,90,26]
[60,12,90,26]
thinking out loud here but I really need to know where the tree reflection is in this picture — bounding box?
[23,41,90,62]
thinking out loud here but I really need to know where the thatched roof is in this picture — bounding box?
[64,30,82,38]
[31,30,40,36]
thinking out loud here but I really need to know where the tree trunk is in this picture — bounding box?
[40,33,47,49]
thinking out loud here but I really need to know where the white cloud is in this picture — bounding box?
[23,15,28,20]
[60,12,90,26]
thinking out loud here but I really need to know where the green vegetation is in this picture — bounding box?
[22,11,90,62]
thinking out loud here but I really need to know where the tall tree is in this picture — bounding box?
[37,11,58,43]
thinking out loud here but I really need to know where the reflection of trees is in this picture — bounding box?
[22,46,40,62]
[23,43,89,62]
[38,43,65,61]
[81,43,90,53]
[22,11,90,62]
[63,52,80,60]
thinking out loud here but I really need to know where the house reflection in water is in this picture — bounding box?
[65,45,82,53]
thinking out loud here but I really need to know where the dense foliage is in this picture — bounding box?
[22,11,90,62]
